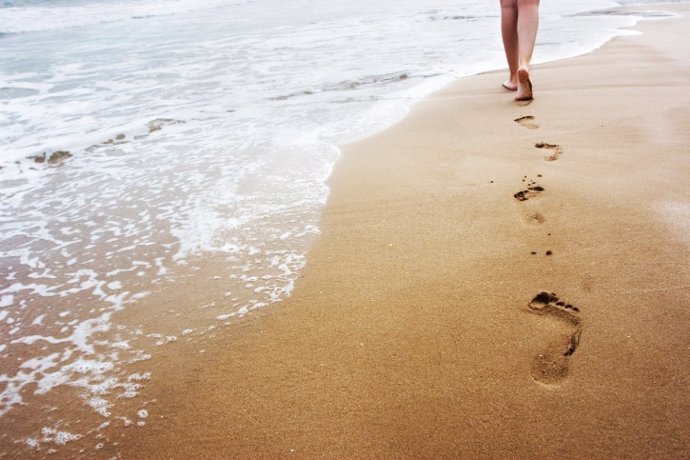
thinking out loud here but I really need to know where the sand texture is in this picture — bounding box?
[114,6,690,459]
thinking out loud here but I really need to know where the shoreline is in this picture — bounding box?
[110,3,690,458]
[3,2,690,458]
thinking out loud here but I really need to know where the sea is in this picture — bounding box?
[0,0,682,455]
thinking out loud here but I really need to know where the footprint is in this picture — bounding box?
[514,177,545,225]
[524,212,545,225]
[535,142,562,161]
[514,177,544,202]
[514,115,539,129]
[527,291,582,384]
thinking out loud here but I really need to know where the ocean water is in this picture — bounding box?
[0,0,678,454]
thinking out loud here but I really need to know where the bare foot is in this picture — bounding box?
[502,80,517,91]
[515,68,533,101]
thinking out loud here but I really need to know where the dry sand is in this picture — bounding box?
[115,5,690,459]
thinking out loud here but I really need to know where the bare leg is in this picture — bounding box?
[500,0,519,91]
[515,0,539,101]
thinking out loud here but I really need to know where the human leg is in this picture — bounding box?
[515,0,539,100]
[500,0,519,90]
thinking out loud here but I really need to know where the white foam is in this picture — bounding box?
[0,295,13,308]
[31,314,46,326]
[38,427,82,446]
[25,437,39,449]
[88,397,112,418]
[107,281,122,290]
[0,0,246,34]
[128,372,151,381]
[154,336,177,346]
[12,312,112,355]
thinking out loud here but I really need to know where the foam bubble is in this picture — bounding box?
[31,314,46,326]
[38,427,82,446]
[88,397,112,418]
[25,437,39,449]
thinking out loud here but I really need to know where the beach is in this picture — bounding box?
[96,3,690,458]
[2,1,690,458]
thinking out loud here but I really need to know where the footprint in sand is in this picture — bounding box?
[514,177,545,225]
[513,181,544,201]
[535,142,563,161]
[527,291,582,384]
[514,115,539,129]
[514,177,544,202]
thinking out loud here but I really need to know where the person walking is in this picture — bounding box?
[500,0,540,101]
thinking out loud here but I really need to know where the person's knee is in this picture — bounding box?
[500,0,518,9]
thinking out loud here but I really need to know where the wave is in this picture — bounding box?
[0,0,249,34]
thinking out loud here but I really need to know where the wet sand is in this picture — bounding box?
[116,5,690,459]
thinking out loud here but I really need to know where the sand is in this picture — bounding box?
[113,5,690,459]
